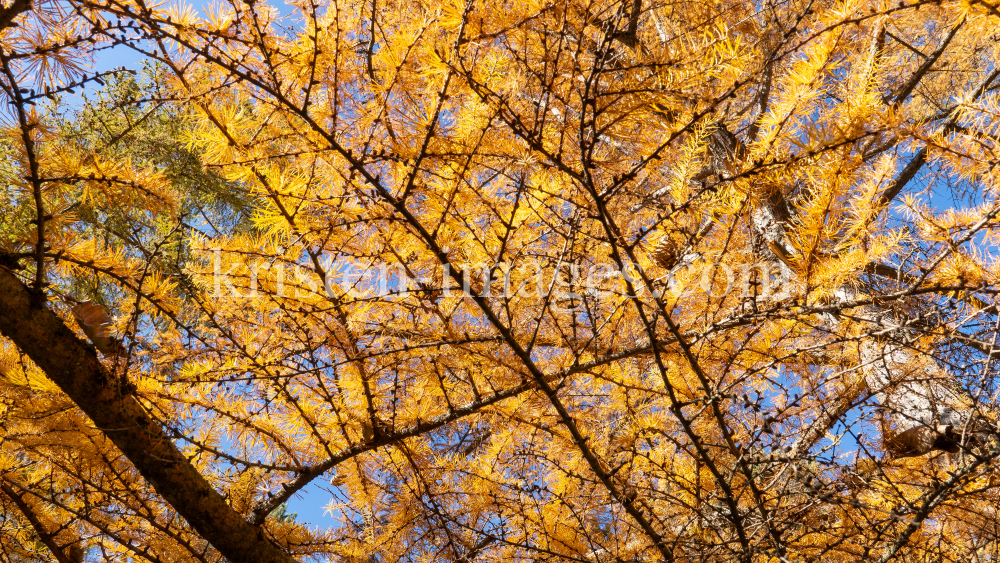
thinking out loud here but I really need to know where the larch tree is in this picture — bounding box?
[1,0,1000,561]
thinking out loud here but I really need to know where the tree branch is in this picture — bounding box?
[886,18,965,106]
[0,480,80,563]
[0,0,30,31]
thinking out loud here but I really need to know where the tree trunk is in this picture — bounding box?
[0,266,298,563]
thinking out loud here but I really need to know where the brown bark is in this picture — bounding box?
[706,125,978,458]
[0,267,298,563]
[0,0,31,31]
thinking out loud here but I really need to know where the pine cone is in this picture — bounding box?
[652,237,679,269]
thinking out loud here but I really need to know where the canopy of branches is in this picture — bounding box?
[0,0,999,561]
